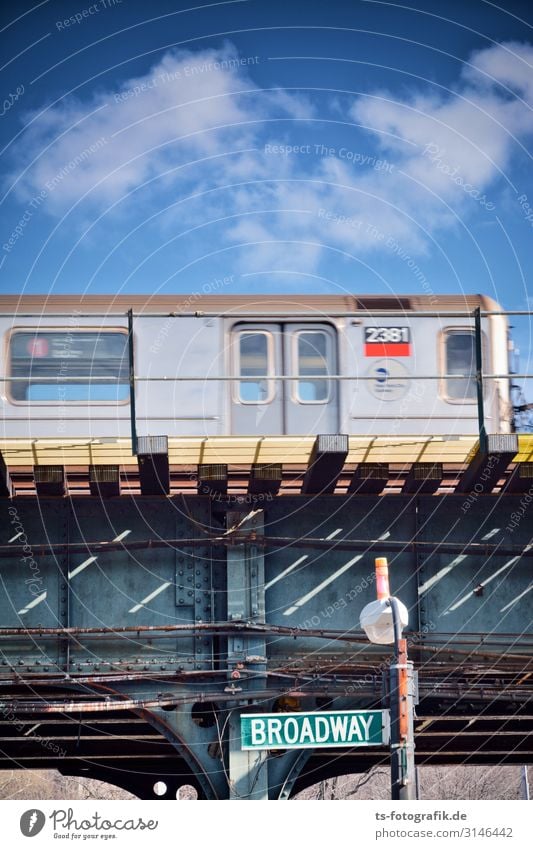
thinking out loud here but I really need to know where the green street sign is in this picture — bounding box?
[241,709,389,750]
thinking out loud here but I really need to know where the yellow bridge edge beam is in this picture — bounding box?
[1,434,531,467]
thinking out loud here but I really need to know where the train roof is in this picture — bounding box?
[0,293,502,315]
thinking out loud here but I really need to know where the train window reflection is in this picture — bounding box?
[296,331,330,402]
[238,332,272,403]
[445,331,476,400]
[8,330,129,403]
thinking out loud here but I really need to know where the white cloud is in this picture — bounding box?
[350,41,533,212]
[8,43,311,212]
[6,40,533,278]
[463,41,533,101]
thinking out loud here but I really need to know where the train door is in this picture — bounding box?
[283,323,338,434]
[231,323,338,435]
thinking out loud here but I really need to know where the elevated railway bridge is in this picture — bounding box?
[0,432,532,799]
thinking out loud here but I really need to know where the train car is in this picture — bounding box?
[0,293,511,439]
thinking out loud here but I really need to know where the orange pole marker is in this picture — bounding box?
[375,556,390,600]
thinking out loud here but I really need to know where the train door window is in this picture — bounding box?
[294,330,330,402]
[236,331,273,403]
[8,330,129,403]
[444,330,477,401]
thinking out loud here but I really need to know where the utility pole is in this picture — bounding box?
[389,595,416,800]
[360,557,417,801]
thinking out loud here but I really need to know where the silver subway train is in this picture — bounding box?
[0,294,511,439]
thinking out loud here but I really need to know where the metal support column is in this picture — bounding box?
[227,710,269,800]
[225,509,269,800]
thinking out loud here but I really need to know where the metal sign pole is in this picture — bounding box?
[521,765,530,800]
[389,601,416,801]
[361,558,417,801]
[390,612,416,801]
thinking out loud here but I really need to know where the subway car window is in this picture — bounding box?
[296,331,329,402]
[445,331,476,400]
[9,331,129,402]
[238,332,272,403]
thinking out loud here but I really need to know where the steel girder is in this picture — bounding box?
[0,494,532,798]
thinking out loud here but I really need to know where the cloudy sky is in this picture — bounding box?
[1,0,532,332]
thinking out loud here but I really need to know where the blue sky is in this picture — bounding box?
[1,0,532,335]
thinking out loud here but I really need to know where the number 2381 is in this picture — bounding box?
[365,326,410,343]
